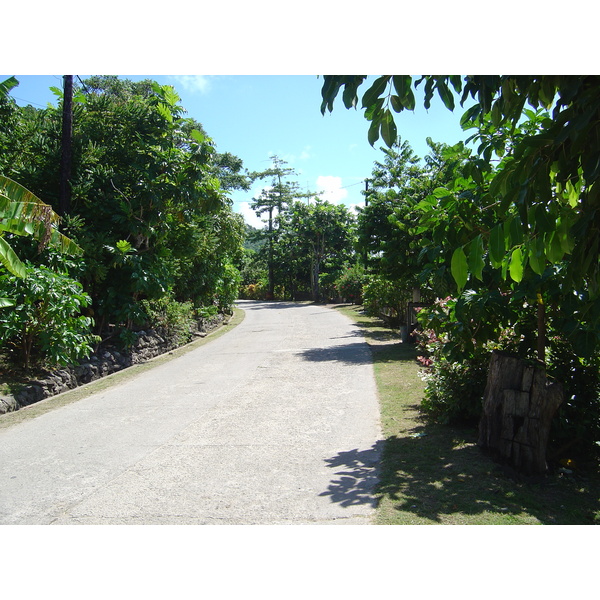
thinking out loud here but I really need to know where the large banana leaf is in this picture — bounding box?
[0,175,82,260]
[0,76,18,97]
[0,235,27,277]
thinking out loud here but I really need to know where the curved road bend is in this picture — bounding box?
[0,300,382,525]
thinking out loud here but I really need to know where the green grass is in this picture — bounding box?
[0,308,245,430]
[334,304,600,525]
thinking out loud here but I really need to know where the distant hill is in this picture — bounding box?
[244,224,266,252]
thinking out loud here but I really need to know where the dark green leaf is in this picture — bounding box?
[528,237,546,275]
[546,231,565,263]
[392,75,412,100]
[489,224,505,267]
[403,88,416,111]
[390,95,403,113]
[361,76,391,110]
[368,119,380,146]
[451,246,469,292]
[0,76,19,97]
[436,80,455,111]
[468,234,485,280]
[380,110,397,148]
[509,214,524,245]
[460,104,481,128]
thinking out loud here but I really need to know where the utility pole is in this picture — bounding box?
[59,75,73,218]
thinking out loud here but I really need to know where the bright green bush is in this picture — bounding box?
[0,265,98,369]
[362,274,410,326]
[214,262,242,311]
[140,296,196,346]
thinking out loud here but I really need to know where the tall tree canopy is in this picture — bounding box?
[2,75,247,338]
[321,76,600,291]
[321,75,600,357]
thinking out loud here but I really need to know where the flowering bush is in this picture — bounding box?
[415,297,491,425]
[334,264,366,303]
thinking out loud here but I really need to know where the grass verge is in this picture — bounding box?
[334,304,600,525]
[0,308,245,431]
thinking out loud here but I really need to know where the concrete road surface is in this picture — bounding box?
[0,301,382,524]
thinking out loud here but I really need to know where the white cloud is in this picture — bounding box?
[315,175,348,204]
[170,75,212,94]
[237,202,266,229]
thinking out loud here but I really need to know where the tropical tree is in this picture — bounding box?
[0,78,81,289]
[284,199,356,301]
[320,75,600,471]
[250,155,311,298]
[6,76,246,337]
[320,76,600,312]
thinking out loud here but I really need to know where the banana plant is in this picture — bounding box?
[0,175,82,306]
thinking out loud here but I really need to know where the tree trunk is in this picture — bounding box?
[267,207,274,300]
[311,258,320,301]
[59,75,73,217]
[478,351,564,475]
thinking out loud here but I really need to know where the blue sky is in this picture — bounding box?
[5,74,472,228]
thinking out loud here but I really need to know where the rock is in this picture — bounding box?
[0,396,19,414]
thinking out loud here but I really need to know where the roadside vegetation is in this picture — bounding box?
[336,304,600,525]
[1,76,247,381]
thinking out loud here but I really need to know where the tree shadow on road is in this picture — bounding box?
[321,422,600,524]
[319,442,385,509]
[296,343,374,366]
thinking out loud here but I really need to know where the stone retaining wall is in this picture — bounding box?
[0,314,226,415]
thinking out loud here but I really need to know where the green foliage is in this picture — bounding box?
[284,199,356,301]
[3,76,246,346]
[362,274,411,326]
[0,265,97,369]
[0,175,82,280]
[238,247,267,287]
[247,161,357,301]
[321,75,600,308]
[213,261,242,311]
[334,263,366,302]
[415,297,490,424]
[546,338,600,460]
[249,155,312,297]
[141,296,196,347]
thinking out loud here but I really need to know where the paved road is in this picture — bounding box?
[0,301,382,524]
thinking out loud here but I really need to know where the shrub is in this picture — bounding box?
[362,274,410,326]
[415,323,488,425]
[140,296,196,346]
[239,281,267,300]
[0,265,98,369]
[334,264,366,303]
[546,336,600,461]
[214,262,242,311]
